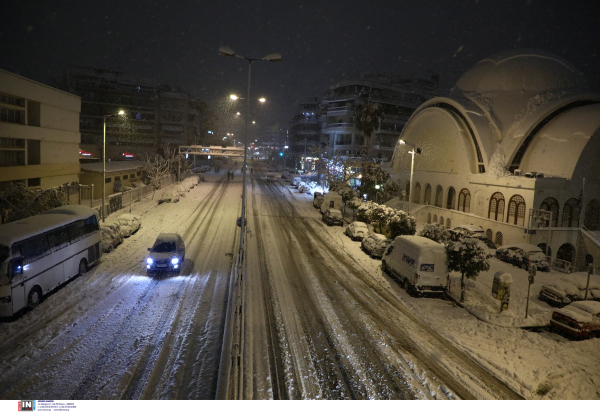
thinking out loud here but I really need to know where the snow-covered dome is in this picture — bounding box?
[450,49,588,97]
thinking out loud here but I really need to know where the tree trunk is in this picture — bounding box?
[460,272,465,303]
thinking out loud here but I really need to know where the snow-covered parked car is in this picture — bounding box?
[539,273,600,307]
[159,190,180,204]
[550,301,600,339]
[322,209,343,226]
[448,224,485,239]
[192,165,211,173]
[473,237,497,259]
[146,233,185,275]
[177,176,199,193]
[100,223,123,245]
[116,214,141,237]
[496,243,549,271]
[345,221,371,241]
[313,194,325,209]
[100,227,120,253]
[361,233,392,259]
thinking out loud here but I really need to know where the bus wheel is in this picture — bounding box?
[78,259,88,275]
[28,286,42,308]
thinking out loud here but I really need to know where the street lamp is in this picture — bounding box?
[219,46,281,252]
[399,139,423,216]
[102,110,126,222]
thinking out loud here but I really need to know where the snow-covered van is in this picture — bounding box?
[320,192,343,214]
[382,235,448,295]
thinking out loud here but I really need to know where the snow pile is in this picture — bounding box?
[486,144,513,177]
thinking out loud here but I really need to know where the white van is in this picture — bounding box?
[382,235,448,295]
[320,192,343,214]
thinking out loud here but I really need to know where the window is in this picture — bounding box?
[27,178,41,187]
[424,184,432,205]
[114,176,121,181]
[130,174,135,178]
[486,229,493,241]
[0,138,25,148]
[136,171,141,176]
[19,234,50,261]
[562,198,581,227]
[413,183,421,204]
[540,197,560,227]
[458,188,471,213]
[432,214,437,223]
[446,187,456,209]
[48,227,71,249]
[435,186,443,207]
[27,140,40,165]
[0,93,25,107]
[495,232,503,246]
[507,195,526,226]
[105,177,112,183]
[0,107,25,124]
[489,192,505,222]
[123,175,128,180]
[0,150,25,166]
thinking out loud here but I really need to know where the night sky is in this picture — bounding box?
[2,0,600,129]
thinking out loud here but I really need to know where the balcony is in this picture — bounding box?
[323,122,355,131]
[327,105,352,116]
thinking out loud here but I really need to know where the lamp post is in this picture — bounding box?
[399,140,422,216]
[219,46,281,252]
[102,110,126,222]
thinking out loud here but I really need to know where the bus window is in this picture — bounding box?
[84,215,99,234]
[10,258,23,278]
[20,235,49,261]
[48,227,71,249]
[67,220,86,240]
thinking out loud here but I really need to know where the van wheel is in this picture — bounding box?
[78,259,88,275]
[382,260,389,274]
[403,278,410,291]
[28,286,42,309]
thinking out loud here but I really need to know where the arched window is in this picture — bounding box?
[495,232,503,246]
[540,197,559,227]
[507,194,526,226]
[439,216,444,226]
[435,186,443,207]
[446,218,451,229]
[447,187,456,210]
[485,229,493,241]
[585,254,594,267]
[557,243,575,263]
[427,213,431,223]
[432,214,437,223]
[584,199,600,230]
[458,188,471,213]
[562,198,581,227]
[488,192,505,222]
[413,183,421,204]
[405,182,410,199]
[424,184,432,205]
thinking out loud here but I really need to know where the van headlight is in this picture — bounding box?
[171,258,179,265]
[147,258,153,265]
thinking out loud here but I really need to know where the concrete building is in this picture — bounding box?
[0,69,81,189]
[63,65,205,161]
[79,160,146,199]
[322,73,438,160]
[391,49,600,271]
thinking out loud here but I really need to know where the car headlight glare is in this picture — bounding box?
[147,258,153,265]
[171,258,179,265]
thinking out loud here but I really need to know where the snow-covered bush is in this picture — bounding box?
[445,238,490,302]
[0,183,66,224]
[418,223,449,243]
[388,210,416,239]
[370,204,393,233]
[356,200,377,223]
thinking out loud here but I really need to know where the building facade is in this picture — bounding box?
[322,73,438,160]
[391,49,600,270]
[0,69,81,189]
[63,65,205,161]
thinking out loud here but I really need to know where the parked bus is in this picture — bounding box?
[0,205,102,317]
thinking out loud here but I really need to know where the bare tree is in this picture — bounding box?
[143,152,171,199]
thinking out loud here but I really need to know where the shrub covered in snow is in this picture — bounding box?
[445,238,490,302]
[0,183,66,224]
[388,210,416,239]
[418,223,450,243]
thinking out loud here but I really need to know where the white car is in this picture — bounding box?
[345,222,371,241]
[496,243,549,271]
[539,273,600,307]
[117,214,142,237]
[361,233,392,259]
[449,224,485,239]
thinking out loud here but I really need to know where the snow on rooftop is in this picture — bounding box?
[80,161,146,173]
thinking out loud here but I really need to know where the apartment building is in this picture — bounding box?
[0,69,81,189]
[321,73,438,160]
[63,65,205,161]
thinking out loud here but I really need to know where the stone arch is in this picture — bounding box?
[447,187,456,210]
[540,197,560,227]
[507,194,526,226]
[413,182,422,204]
[424,184,432,205]
[584,199,600,230]
[485,229,493,241]
[557,243,575,263]
[458,188,471,213]
[562,198,581,227]
[488,192,505,222]
[435,185,444,207]
[495,232,503,246]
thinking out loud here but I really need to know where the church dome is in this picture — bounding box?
[450,49,588,97]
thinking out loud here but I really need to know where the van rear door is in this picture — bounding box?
[417,251,438,286]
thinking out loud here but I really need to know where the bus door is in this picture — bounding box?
[9,258,26,313]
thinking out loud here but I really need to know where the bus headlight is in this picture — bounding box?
[0,296,11,304]
[171,258,179,265]
[147,258,153,265]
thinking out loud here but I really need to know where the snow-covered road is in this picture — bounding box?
[0,173,241,399]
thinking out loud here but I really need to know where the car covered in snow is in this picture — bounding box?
[473,237,497,259]
[345,221,371,241]
[159,190,180,204]
[539,273,600,307]
[322,209,343,226]
[100,227,120,253]
[100,223,124,245]
[550,301,600,339]
[146,233,185,274]
[192,165,211,173]
[313,194,325,209]
[449,224,485,239]
[361,233,392,259]
[116,214,141,237]
[495,243,549,271]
